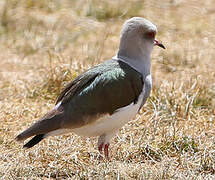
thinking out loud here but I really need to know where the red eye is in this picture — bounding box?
[147,32,155,38]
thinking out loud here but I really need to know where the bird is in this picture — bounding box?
[16,17,165,160]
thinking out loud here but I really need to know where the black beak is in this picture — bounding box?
[154,40,165,49]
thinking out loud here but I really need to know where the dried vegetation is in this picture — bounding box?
[0,0,215,179]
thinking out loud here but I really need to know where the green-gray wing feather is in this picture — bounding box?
[57,60,143,128]
[56,72,99,105]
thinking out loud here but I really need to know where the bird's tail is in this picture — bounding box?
[16,108,63,148]
[23,134,45,148]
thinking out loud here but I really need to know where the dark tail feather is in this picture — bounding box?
[23,134,44,149]
[15,108,63,142]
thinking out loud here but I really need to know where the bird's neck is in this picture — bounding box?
[116,47,151,78]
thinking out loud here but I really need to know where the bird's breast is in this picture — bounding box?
[71,91,144,137]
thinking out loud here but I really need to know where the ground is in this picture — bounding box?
[0,0,215,179]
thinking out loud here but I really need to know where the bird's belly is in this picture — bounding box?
[72,93,143,137]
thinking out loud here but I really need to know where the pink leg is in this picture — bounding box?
[98,143,104,154]
[104,143,110,160]
[98,134,112,160]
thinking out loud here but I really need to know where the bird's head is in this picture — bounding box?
[118,17,165,60]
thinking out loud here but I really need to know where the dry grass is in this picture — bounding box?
[0,0,215,179]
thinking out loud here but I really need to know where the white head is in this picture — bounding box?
[117,17,165,62]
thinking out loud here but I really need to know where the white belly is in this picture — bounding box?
[71,92,143,137]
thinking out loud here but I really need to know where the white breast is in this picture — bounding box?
[72,92,144,137]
